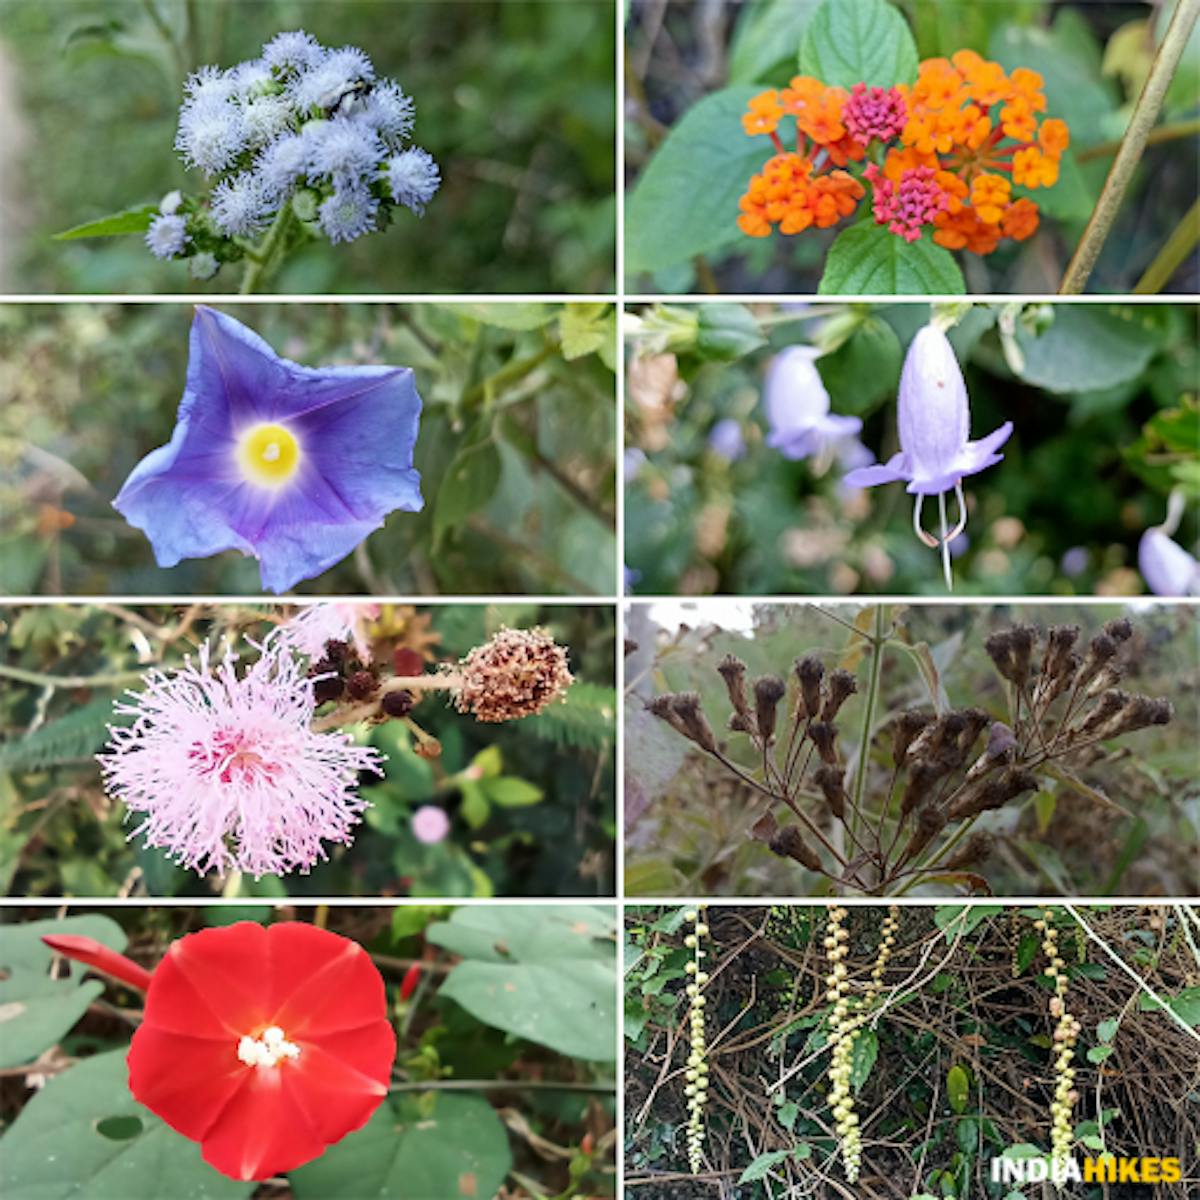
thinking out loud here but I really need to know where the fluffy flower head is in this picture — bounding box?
[319,187,380,244]
[386,147,441,214]
[100,634,383,877]
[210,172,272,236]
[281,602,378,661]
[113,306,424,593]
[145,214,189,260]
[412,805,450,844]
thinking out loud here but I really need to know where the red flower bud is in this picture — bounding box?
[401,962,422,1000]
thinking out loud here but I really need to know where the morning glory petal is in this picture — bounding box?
[844,451,908,489]
[113,307,424,592]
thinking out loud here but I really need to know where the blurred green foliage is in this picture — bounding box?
[624,301,1198,597]
[1,0,615,293]
[624,602,1198,898]
[625,0,1199,294]
[0,301,617,595]
[0,602,617,898]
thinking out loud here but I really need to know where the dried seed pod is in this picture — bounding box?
[986,625,1036,687]
[1094,694,1173,739]
[716,654,751,722]
[963,721,1017,783]
[946,767,1039,821]
[727,711,754,734]
[897,805,948,866]
[813,764,846,820]
[794,656,825,720]
[909,711,966,765]
[1103,617,1132,643]
[381,688,414,718]
[671,693,718,753]
[899,761,944,817]
[808,721,840,765]
[648,693,691,738]
[1041,625,1080,685]
[455,627,573,722]
[1075,633,1118,691]
[1084,664,1123,699]
[346,669,379,701]
[940,831,995,872]
[754,675,787,743]
[1075,689,1128,737]
[769,825,823,872]
[821,669,858,721]
[892,709,932,767]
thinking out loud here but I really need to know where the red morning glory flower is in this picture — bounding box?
[45,921,395,1181]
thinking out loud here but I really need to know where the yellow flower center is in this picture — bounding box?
[236,423,301,488]
[237,1025,300,1068]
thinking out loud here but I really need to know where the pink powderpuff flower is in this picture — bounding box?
[280,601,379,661]
[101,633,384,878]
[411,805,450,845]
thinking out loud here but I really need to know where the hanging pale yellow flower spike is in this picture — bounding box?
[683,905,710,1173]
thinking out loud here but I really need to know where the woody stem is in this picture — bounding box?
[1059,0,1200,293]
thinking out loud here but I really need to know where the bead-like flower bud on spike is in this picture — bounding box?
[716,653,751,723]
[753,675,787,743]
[813,764,846,820]
[821,669,858,721]
[844,324,1013,590]
[808,721,840,765]
[769,825,823,872]
[454,627,572,722]
[893,709,932,767]
[794,656,825,720]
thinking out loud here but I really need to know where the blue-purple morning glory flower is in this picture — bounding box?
[763,346,863,463]
[114,306,423,594]
[845,322,1012,589]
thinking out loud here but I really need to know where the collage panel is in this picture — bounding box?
[0,302,618,597]
[624,0,1198,296]
[0,1,617,294]
[0,601,616,900]
[624,300,1199,598]
[625,600,1198,899]
[0,901,618,1194]
[625,902,1200,1196]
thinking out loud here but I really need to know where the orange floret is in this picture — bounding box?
[1000,98,1037,143]
[946,103,993,152]
[933,208,1003,255]
[796,90,847,145]
[1039,117,1070,156]
[809,171,866,227]
[910,59,967,111]
[743,90,784,136]
[901,111,955,156]
[1001,197,1040,241]
[1012,145,1059,188]
[824,131,868,167]
[1009,67,1047,111]
[970,173,1012,224]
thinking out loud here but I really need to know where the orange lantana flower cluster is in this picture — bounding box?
[737,53,1069,255]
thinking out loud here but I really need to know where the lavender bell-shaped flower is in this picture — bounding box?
[845,323,1012,589]
[763,347,864,464]
[1138,491,1200,596]
[114,306,423,593]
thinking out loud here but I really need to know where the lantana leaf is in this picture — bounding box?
[798,0,919,89]
[819,222,966,295]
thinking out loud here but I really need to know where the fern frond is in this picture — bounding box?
[525,681,615,751]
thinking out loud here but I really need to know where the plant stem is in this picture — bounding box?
[240,204,297,294]
[1134,196,1200,293]
[389,1078,616,1094]
[311,672,461,732]
[1059,0,1200,293]
[0,663,146,689]
[460,344,557,408]
[1076,117,1200,162]
[849,606,887,849]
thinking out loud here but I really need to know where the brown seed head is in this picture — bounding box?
[346,669,379,702]
[808,721,839,765]
[893,709,933,767]
[813,764,846,819]
[716,654,751,719]
[754,675,787,743]
[456,627,573,722]
[821,669,858,721]
[769,825,823,872]
[794,656,825,720]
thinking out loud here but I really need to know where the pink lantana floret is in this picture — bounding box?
[842,83,907,144]
[865,163,950,243]
[101,634,384,878]
[280,602,379,661]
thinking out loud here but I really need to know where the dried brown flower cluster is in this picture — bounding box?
[454,627,573,722]
[648,617,1172,894]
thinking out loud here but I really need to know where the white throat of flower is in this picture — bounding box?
[237,1025,301,1068]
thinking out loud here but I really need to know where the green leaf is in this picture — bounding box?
[522,681,616,751]
[956,1116,979,1154]
[695,303,766,360]
[1096,1018,1119,1044]
[1137,985,1200,1027]
[738,1149,796,1183]
[427,906,616,1060]
[290,1092,510,1200]
[434,439,503,540]
[799,0,919,88]
[1086,1044,1114,1064]
[1080,1133,1105,1151]
[819,223,965,295]
[1013,305,1164,394]
[459,780,491,829]
[391,906,448,940]
[0,916,128,1069]
[817,316,902,415]
[558,304,613,362]
[946,1064,971,1115]
[0,1050,252,1200]
[729,0,822,83]
[0,697,119,772]
[850,1028,878,1092]
[446,302,555,331]
[626,87,765,275]
[1015,932,1041,976]
[933,905,1003,942]
[52,204,159,240]
[483,777,544,807]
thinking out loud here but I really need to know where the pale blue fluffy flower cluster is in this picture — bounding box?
[156,29,440,260]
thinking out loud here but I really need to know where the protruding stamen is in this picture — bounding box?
[262,442,281,463]
[237,1024,301,1068]
[913,480,970,591]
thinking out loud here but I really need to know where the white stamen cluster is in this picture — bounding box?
[237,1024,301,1068]
[1038,910,1080,1182]
[682,906,710,1173]
[824,904,900,1183]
